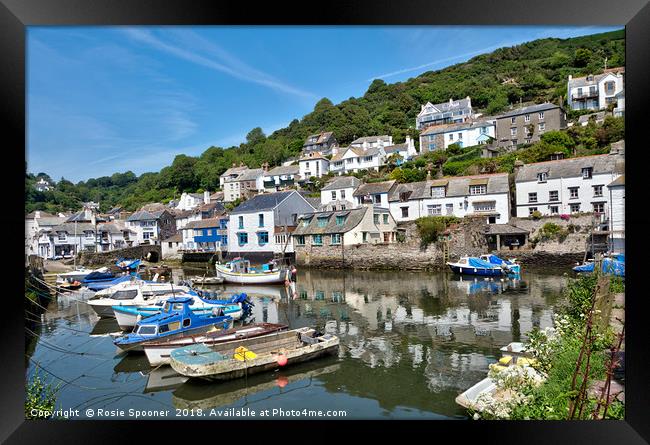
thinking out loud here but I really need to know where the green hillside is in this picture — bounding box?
[25,29,624,213]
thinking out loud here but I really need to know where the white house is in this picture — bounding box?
[176,191,210,211]
[613,89,625,117]
[388,173,511,224]
[319,176,361,211]
[220,164,249,188]
[416,97,473,130]
[567,68,624,111]
[126,208,176,246]
[384,136,418,165]
[227,190,317,256]
[34,177,52,192]
[514,154,624,218]
[350,135,393,150]
[263,165,300,191]
[298,152,330,179]
[419,120,496,152]
[329,146,387,175]
[25,211,66,258]
[161,233,183,259]
[353,180,397,210]
[607,174,624,253]
[95,221,136,252]
[223,168,265,202]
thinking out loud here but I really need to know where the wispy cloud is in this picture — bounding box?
[368,42,513,81]
[122,28,315,99]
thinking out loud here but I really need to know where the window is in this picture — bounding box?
[570,203,581,213]
[383,214,389,224]
[569,187,579,199]
[538,111,545,120]
[528,207,538,216]
[549,190,559,201]
[577,87,583,97]
[550,205,559,214]
[346,158,354,164]
[341,190,346,199]
[182,319,191,328]
[312,235,323,246]
[524,114,530,122]
[258,231,269,245]
[449,134,454,141]
[238,216,244,229]
[473,202,496,212]
[137,325,157,335]
[112,290,138,300]
[143,231,153,240]
[528,192,538,203]
[85,231,94,239]
[469,185,487,195]
[582,167,593,179]
[538,172,548,183]
[363,156,373,162]
[458,133,463,140]
[57,232,66,240]
[317,217,329,228]
[511,117,516,124]
[362,232,368,243]
[593,185,603,197]
[168,242,173,248]
[446,203,454,215]
[539,123,546,132]
[510,127,517,136]
[593,202,605,214]
[428,143,436,151]
[331,233,342,245]
[256,214,263,227]
[238,232,248,245]
[427,204,442,215]
[295,235,305,245]
[605,81,615,94]
[330,191,337,201]
[373,214,380,224]
[431,186,445,198]
[336,215,346,225]
[401,207,409,218]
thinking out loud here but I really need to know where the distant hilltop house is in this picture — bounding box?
[34,177,52,192]
[388,173,511,224]
[567,67,624,111]
[419,120,496,153]
[219,163,249,188]
[513,152,624,218]
[223,168,265,202]
[494,102,566,149]
[384,136,417,165]
[299,151,330,179]
[577,111,608,127]
[303,131,338,156]
[263,164,300,191]
[176,190,212,211]
[416,97,474,130]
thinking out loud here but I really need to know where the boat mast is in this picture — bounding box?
[74,220,77,269]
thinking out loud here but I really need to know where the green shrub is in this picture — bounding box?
[415,216,460,248]
[531,210,542,220]
[25,369,59,419]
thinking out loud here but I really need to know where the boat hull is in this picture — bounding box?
[215,265,285,284]
[447,264,504,277]
[143,323,288,366]
[115,323,232,353]
[113,305,243,331]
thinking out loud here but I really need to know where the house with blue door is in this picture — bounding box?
[181,218,224,251]
[227,190,317,258]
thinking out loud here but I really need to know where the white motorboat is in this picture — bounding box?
[56,266,109,284]
[215,258,287,284]
[87,279,191,318]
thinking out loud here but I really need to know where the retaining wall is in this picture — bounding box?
[79,245,162,267]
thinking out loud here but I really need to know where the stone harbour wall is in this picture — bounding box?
[79,244,162,267]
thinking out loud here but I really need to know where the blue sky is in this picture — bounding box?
[27,25,622,182]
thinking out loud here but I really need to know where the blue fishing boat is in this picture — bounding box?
[113,296,234,353]
[480,254,521,275]
[112,291,250,330]
[116,258,142,271]
[447,256,505,277]
[82,269,115,282]
[573,256,625,277]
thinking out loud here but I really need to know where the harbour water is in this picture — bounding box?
[26,267,568,419]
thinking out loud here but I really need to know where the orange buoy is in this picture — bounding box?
[276,354,288,366]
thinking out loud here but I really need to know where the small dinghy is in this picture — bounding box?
[215,258,287,284]
[447,256,505,277]
[169,327,339,381]
[142,322,288,366]
[113,296,233,353]
[188,276,224,285]
[83,274,135,291]
[116,258,142,271]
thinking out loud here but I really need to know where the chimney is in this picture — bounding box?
[204,190,210,204]
[239,161,244,167]
[232,162,237,168]
[449,98,453,104]
[513,159,524,175]
[262,162,269,172]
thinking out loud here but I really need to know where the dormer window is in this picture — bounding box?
[582,167,593,179]
[431,186,446,198]
[537,172,548,183]
[469,185,487,195]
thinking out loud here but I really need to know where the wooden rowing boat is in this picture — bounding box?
[169,327,339,380]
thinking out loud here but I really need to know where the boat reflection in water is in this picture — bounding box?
[90,317,122,337]
[172,357,340,411]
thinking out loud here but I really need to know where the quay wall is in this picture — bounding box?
[79,245,162,267]
[296,214,594,271]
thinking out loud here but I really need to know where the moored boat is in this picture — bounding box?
[116,258,142,271]
[215,258,287,284]
[447,256,505,277]
[56,266,109,284]
[113,297,233,353]
[479,254,521,275]
[169,327,339,380]
[573,255,625,277]
[83,274,135,291]
[188,276,224,285]
[112,292,250,330]
[143,322,289,366]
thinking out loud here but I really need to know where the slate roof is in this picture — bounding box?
[384,143,407,154]
[495,103,561,120]
[198,201,226,214]
[26,211,54,219]
[230,191,295,214]
[578,111,607,124]
[162,233,183,243]
[304,132,335,146]
[351,135,391,145]
[515,154,624,183]
[485,224,530,235]
[420,119,494,136]
[353,180,396,197]
[299,151,329,162]
[183,218,221,229]
[305,197,322,209]
[265,165,300,177]
[51,222,96,233]
[36,217,67,227]
[388,173,509,201]
[221,165,248,177]
[569,68,624,89]
[321,176,361,191]
[127,209,169,221]
[97,222,133,234]
[293,207,368,236]
[234,168,264,182]
[418,97,472,116]
[608,174,624,187]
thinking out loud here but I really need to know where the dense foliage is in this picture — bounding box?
[415,216,461,248]
[26,30,624,213]
[25,369,59,419]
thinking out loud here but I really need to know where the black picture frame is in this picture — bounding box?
[4,0,649,442]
